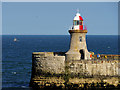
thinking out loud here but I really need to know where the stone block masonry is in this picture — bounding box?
[31,52,65,78]
[31,52,120,77]
[66,60,119,76]
[30,52,120,88]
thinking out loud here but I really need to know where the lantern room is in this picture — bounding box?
[72,12,84,30]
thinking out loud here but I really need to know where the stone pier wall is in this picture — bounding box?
[30,52,120,88]
[31,52,120,77]
[66,60,120,76]
[31,52,65,78]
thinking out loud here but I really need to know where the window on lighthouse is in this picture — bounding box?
[73,20,82,25]
[73,21,77,25]
[79,36,82,42]
[77,21,79,25]
[79,21,82,25]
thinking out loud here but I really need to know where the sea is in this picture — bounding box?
[2,35,119,89]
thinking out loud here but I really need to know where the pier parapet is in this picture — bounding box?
[31,52,120,77]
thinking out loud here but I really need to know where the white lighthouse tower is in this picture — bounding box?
[66,12,91,60]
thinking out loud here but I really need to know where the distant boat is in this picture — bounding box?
[14,38,17,42]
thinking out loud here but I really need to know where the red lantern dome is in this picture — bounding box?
[79,16,83,21]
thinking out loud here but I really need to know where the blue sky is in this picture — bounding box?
[2,2,118,35]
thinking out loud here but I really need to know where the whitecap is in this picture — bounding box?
[12,71,17,74]
[21,86,26,88]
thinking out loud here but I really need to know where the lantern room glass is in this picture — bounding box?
[73,21,77,25]
[79,21,82,25]
[73,20,83,25]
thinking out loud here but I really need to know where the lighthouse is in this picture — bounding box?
[66,12,91,60]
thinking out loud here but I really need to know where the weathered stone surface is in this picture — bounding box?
[30,52,120,89]
[31,52,120,77]
[66,32,91,60]
[30,76,120,89]
[32,52,65,76]
[66,60,120,76]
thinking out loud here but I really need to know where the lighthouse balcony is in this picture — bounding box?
[69,30,87,33]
